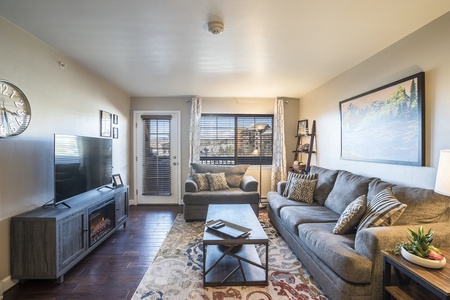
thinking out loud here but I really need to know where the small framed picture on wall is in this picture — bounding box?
[113,127,119,139]
[100,110,112,137]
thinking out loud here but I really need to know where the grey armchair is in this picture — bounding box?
[183,163,260,221]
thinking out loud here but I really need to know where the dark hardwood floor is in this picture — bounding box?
[4,205,183,300]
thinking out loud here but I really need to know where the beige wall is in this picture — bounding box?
[300,12,450,189]
[0,17,130,289]
[130,97,299,200]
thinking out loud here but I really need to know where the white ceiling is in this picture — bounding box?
[1,1,449,98]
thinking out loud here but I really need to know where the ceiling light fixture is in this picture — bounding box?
[208,21,224,35]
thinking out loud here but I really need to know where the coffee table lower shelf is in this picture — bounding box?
[203,244,268,287]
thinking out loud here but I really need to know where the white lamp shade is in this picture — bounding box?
[434,150,450,196]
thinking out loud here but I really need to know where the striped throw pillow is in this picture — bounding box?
[357,187,407,230]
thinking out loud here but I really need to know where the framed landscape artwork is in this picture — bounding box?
[339,72,425,166]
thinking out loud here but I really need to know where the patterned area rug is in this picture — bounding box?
[132,214,328,300]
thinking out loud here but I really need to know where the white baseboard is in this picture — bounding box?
[1,276,18,299]
[129,198,136,205]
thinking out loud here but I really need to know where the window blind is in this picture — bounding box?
[141,115,172,195]
[200,114,273,165]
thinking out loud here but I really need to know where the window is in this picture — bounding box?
[200,114,273,165]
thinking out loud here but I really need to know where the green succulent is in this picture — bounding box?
[392,226,441,258]
[404,227,434,257]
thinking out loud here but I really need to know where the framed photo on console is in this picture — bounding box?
[112,174,123,187]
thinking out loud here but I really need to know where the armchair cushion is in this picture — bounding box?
[191,163,249,187]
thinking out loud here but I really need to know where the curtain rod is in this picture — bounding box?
[186,98,289,104]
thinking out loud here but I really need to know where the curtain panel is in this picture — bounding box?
[271,98,287,190]
[188,97,202,175]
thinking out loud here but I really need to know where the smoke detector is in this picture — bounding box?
[208,21,224,35]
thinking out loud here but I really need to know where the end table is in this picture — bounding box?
[382,249,450,300]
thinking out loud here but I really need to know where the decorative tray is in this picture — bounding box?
[205,219,252,239]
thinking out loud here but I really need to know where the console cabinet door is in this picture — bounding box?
[59,209,87,272]
[10,218,58,279]
[115,187,129,226]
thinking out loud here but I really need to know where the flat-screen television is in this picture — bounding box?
[54,134,113,206]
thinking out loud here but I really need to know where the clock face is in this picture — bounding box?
[0,81,31,137]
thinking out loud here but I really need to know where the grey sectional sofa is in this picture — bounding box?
[183,163,260,221]
[267,166,450,300]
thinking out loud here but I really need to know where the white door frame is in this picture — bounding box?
[133,110,181,205]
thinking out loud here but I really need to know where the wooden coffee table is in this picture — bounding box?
[383,249,450,299]
[202,204,269,287]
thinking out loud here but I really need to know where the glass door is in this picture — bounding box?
[134,111,180,204]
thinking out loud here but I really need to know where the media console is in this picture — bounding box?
[10,185,129,282]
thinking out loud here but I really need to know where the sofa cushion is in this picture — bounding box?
[324,170,373,215]
[280,206,339,235]
[191,163,249,188]
[358,187,407,230]
[298,223,372,283]
[392,186,450,225]
[267,191,319,216]
[333,195,367,235]
[309,166,339,205]
[206,172,229,191]
[192,173,210,191]
[287,178,318,203]
[283,172,318,197]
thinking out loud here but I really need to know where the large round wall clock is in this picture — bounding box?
[0,80,31,138]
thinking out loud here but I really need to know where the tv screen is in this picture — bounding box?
[54,134,113,205]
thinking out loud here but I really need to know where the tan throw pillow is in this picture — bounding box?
[206,172,229,191]
[192,173,210,191]
[333,195,367,234]
[358,187,407,230]
[287,178,318,203]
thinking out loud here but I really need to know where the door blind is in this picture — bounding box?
[141,115,172,196]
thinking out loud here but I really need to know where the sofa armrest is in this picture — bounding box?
[185,176,198,193]
[355,222,450,261]
[240,175,258,192]
[277,181,287,195]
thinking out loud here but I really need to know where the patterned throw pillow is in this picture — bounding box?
[287,178,318,203]
[357,187,407,231]
[206,172,230,191]
[283,172,318,197]
[333,195,367,234]
[192,173,210,191]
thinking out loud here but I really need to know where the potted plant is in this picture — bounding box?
[392,226,446,268]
